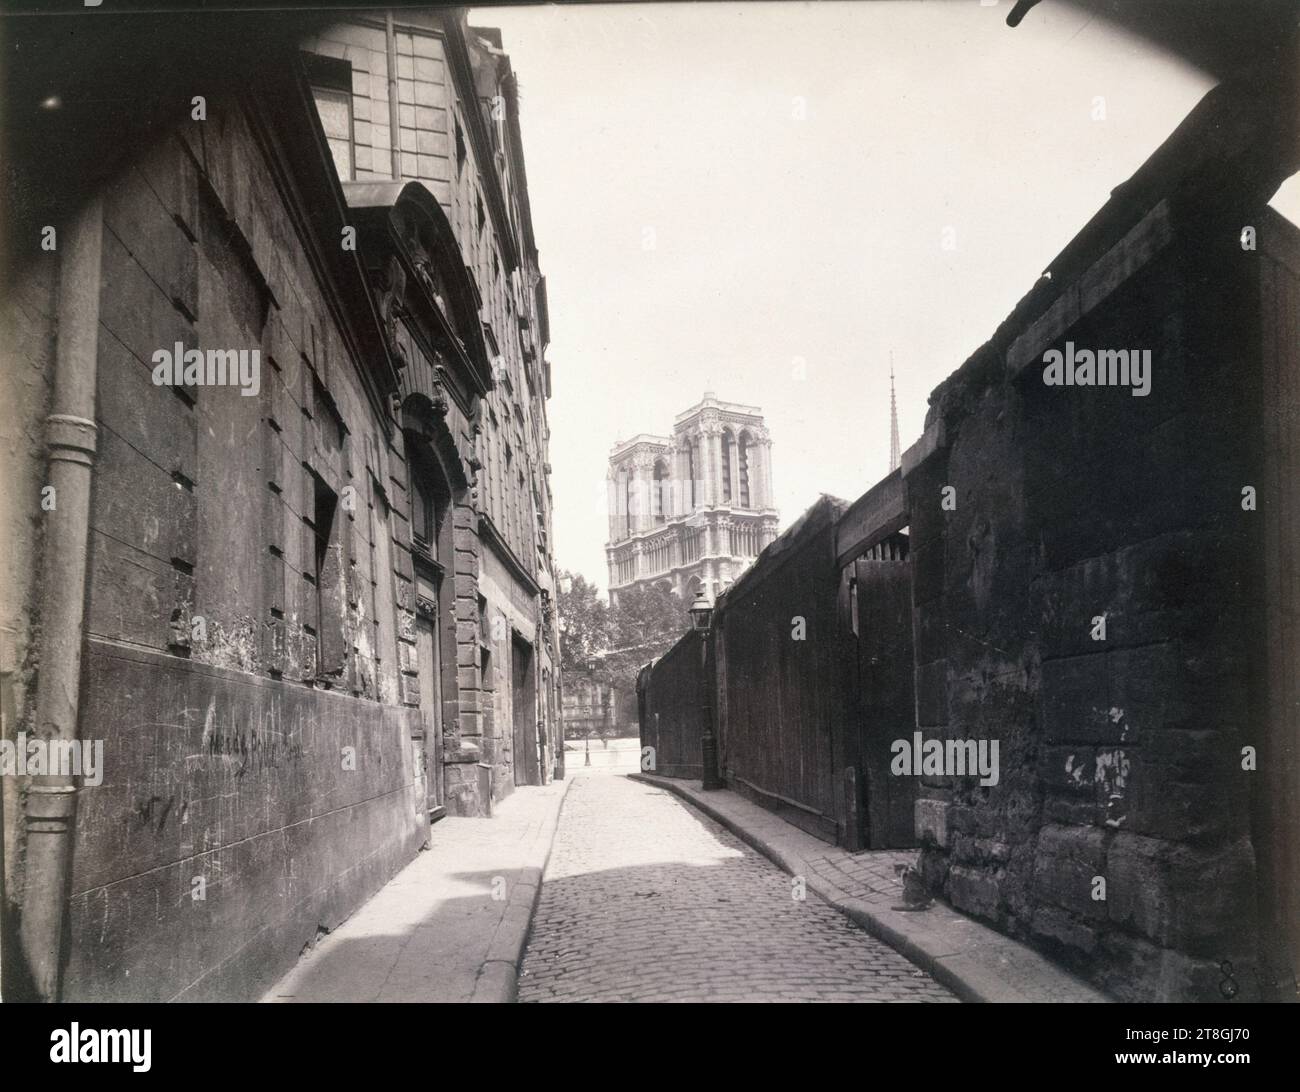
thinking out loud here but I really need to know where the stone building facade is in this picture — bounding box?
[0,7,557,1002]
[606,393,778,606]
[301,7,561,812]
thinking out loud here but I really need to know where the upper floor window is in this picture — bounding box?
[412,475,435,556]
[408,450,451,563]
[303,53,355,182]
[310,472,347,680]
[314,89,354,180]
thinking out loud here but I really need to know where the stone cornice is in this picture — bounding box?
[608,434,671,462]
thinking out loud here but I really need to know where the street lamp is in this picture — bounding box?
[690,589,722,790]
[689,589,713,633]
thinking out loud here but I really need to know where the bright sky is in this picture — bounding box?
[472,0,1283,593]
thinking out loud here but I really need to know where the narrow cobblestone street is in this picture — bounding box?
[518,773,958,1002]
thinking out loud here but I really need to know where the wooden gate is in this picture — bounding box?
[851,558,917,850]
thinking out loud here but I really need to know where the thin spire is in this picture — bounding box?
[889,355,901,473]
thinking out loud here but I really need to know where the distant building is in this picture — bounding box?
[605,393,778,606]
[559,671,623,739]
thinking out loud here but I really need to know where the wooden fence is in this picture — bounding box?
[637,491,918,850]
[637,630,708,779]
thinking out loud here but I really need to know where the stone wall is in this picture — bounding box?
[57,103,423,1000]
[902,126,1286,1000]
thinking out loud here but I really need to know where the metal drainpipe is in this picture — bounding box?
[386,10,401,180]
[19,195,102,1002]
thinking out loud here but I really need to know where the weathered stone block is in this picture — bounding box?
[104,166,199,321]
[947,864,1002,922]
[1031,824,1107,920]
[915,797,949,848]
[264,615,287,674]
[1040,654,1115,744]
[1029,904,1099,961]
[1123,751,1241,843]
[1040,743,1100,812]
[398,640,418,673]
[1107,642,1180,737]
[263,551,285,616]
[456,638,478,668]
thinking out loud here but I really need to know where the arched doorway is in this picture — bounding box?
[404,397,462,819]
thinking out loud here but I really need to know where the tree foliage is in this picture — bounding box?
[557,573,692,727]
[556,571,610,676]
[606,583,690,663]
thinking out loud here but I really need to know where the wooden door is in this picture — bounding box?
[511,636,539,786]
[854,558,917,849]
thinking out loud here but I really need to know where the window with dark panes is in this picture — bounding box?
[412,475,435,557]
[312,473,347,680]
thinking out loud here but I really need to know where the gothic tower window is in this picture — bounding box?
[653,459,668,524]
[686,442,697,509]
[623,469,633,538]
[721,429,734,503]
[739,431,751,508]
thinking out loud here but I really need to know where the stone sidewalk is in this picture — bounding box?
[263,779,571,1003]
[631,773,1109,1003]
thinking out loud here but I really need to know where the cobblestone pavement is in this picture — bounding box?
[518,774,958,1003]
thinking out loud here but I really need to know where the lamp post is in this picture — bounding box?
[689,589,722,790]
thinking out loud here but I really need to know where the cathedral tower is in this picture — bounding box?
[605,393,779,606]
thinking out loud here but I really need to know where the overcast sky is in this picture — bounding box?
[471,0,1296,594]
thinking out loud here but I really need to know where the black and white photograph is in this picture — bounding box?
[0,0,1297,1047]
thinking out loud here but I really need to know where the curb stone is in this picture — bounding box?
[471,773,576,1003]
